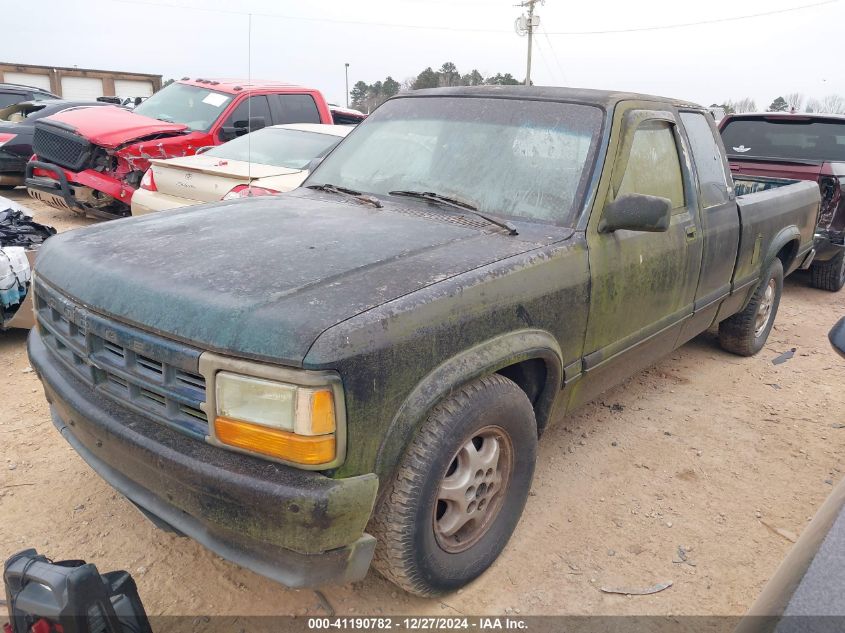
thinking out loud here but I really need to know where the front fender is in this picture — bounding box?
[373,328,563,485]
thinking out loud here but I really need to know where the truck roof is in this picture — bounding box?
[177,78,320,95]
[722,112,845,123]
[405,85,703,110]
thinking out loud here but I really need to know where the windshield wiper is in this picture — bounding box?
[389,190,518,235]
[307,183,382,208]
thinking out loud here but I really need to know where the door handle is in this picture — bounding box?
[685,225,697,241]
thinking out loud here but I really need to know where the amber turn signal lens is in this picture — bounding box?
[215,416,336,464]
[309,389,336,435]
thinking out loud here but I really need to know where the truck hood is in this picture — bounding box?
[43,105,187,148]
[34,191,560,366]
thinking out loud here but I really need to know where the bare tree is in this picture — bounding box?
[806,98,822,113]
[728,98,757,114]
[784,92,804,112]
[820,94,845,114]
[399,77,416,93]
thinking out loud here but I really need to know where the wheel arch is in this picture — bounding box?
[766,226,801,275]
[373,329,563,486]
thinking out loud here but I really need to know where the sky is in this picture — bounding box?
[3,0,843,109]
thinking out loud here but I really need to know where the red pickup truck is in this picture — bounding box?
[25,78,334,219]
[720,112,845,291]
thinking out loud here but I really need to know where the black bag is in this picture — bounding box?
[0,209,56,249]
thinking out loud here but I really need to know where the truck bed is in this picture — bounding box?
[733,177,820,287]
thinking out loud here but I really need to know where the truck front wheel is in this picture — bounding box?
[809,250,845,292]
[719,257,783,356]
[371,374,537,596]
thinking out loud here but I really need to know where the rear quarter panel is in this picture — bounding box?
[733,180,820,288]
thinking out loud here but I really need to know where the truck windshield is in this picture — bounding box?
[721,116,845,162]
[308,96,603,226]
[206,127,344,168]
[133,83,233,132]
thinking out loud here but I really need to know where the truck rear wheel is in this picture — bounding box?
[719,258,783,356]
[809,251,845,292]
[371,374,537,596]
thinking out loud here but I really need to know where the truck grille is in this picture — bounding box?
[32,124,94,171]
[33,279,209,440]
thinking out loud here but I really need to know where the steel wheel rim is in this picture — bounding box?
[755,279,776,337]
[433,425,514,554]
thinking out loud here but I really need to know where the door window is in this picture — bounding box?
[270,94,321,124]
[221,95,272,134]
[617,120,685,209]
[0,93,25,108]
[681,112,731,208]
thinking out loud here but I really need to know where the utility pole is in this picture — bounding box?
[515,0,542,86]
[344,63,350,108]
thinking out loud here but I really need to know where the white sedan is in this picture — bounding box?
[131,123,352,215]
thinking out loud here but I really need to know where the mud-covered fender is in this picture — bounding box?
[760,225,801,277]
[373,329,563,484]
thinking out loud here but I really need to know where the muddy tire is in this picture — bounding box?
[809,251,845,292]
[719,258,783,356]
[371,374,537,596]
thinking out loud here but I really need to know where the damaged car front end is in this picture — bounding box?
[26,109,191,219]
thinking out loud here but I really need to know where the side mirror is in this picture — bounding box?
[247,115,266,131]
[599,193,672,233]
[303,156,325,173]
[829,316,845,358]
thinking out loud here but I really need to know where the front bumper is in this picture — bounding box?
[28,330,378,588]
[813,230,845,262]
[25,160,87,212]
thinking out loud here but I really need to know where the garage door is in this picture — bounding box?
[60,77,104,100]
[3,72,52,92]
[114,79,154,100]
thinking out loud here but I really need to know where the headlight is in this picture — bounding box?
[213,371,338,466]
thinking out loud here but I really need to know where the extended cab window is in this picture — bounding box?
[681,112,730,208]
[221,95,272,135]
[271,94,321,124]
[618,120,685,209]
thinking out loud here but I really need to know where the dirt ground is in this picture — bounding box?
[1,187,843,617]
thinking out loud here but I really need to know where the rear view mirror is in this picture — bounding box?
[599,193,672,233]
[830,316,845,358]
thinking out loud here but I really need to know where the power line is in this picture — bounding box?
[109,0,507,32]
[538,25,568,84]
[531,36,557,85]
[544,0,839,35]
[108,0,838,35]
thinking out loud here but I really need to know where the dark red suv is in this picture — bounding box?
[720,113,845,291]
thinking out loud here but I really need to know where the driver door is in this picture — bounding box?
[571,104,703,408]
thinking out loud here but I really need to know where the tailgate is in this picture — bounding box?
[734,179,820,284]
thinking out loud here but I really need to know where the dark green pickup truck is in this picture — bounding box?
[28,86,820,596]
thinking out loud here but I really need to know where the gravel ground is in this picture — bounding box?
[1,187,843,617]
